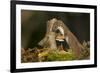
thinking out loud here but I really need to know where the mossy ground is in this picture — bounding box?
[21,46,89,63]
[45,49,75,61]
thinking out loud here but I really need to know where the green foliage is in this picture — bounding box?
[43,49,76,61]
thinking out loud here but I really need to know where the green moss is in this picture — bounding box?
[45,49,76,61]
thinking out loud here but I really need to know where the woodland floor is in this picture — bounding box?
[21,44,90,63]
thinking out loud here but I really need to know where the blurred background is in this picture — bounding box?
[21,10,90,48]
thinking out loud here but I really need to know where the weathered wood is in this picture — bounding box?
[38,32,57,49]
[38,18,57,49]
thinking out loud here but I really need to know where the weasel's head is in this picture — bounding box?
[52,20,64,32]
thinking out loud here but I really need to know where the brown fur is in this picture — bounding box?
[52,20,84,59]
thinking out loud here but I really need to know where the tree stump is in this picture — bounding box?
[38,18,57,49]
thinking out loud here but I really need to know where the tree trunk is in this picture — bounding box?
[38,32,57,49]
